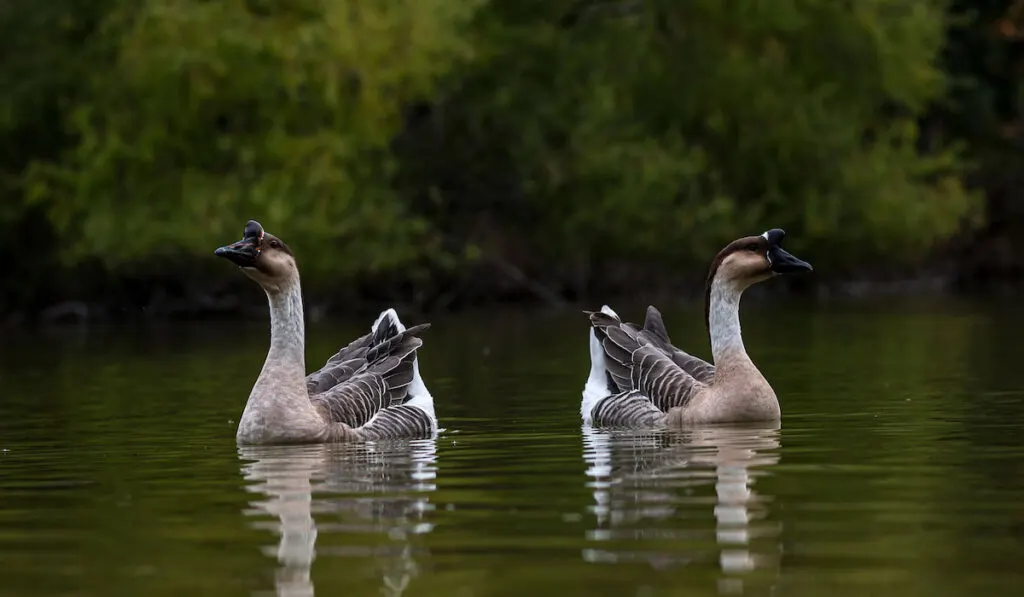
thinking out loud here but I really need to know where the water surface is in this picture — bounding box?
[2,298,1024,596]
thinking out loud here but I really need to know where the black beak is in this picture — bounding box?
[214,238,259,268]
[763,228,813,274]
[215,219,265,268]
[768,246,813,273]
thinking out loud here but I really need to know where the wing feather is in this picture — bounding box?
[309,322,429,429]
[587,307,705,415]
[358,405,434,439]
[591,390,666,428]
[641,305,716,383]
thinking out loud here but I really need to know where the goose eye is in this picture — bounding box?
[746,243,760,252]
[269,240,280,249]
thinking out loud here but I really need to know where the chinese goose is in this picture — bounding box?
[581,228,812,427]
[215,220,437,445]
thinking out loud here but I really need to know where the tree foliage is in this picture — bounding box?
[0,0,1002,309]
[25,0,480,277]
[416,0,979,273]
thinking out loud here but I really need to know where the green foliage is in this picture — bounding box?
[0,0,996,305]
[26,0,480,278]
[427,0,980,270]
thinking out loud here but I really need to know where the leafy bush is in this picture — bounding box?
[2,0,988,302]
[26,0,481,279]
[409,0,981,274]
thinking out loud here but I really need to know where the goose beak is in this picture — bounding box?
[762,228,812,274]
[215,238,260,268]
[768,246,813,274]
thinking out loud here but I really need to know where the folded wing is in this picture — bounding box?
[641,305,716,383]
[308,314,431,430]
[589,309,705,413]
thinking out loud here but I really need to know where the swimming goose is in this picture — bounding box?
[215,220,437,445]
[581,228,812,427]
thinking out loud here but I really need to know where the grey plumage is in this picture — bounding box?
[357,404,435,439]
[591,390,665,427]
[581,228,812,428]
[307,321,434,439]
[587,307,707,428]
[218,219,438,444]
[641,306,716,383]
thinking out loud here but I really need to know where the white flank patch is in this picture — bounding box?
[406,358,437,427]
[581,305,620,423]
[581,327,609,425]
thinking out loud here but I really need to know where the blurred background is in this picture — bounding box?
[2,0,1023,323]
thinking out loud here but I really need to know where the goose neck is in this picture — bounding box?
[707,276,749,366]
[266,278,306,371]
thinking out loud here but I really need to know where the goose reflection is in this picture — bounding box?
[582,424,781,592]
[238,438,437,597]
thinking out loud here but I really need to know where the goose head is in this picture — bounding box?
[707,228,813,292]
[215,220,298,292]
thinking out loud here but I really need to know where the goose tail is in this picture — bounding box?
[372,308,436,427]
[371,307,405,338]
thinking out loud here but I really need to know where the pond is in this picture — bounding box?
[2,296,1024,596]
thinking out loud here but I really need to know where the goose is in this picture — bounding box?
[215,220,437,445]
[581,228,812,427]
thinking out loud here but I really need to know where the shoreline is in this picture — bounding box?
[6,269,1020,328]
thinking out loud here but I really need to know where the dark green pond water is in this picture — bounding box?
[2,297,1024,596]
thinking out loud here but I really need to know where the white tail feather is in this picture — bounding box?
[371,307,405,334]
[373,308,436,429]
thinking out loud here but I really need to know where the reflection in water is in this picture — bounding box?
[582,424,781,593]
[238,439,437,597]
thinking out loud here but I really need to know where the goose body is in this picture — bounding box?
[216,220,436,445]
[581,228,812,427]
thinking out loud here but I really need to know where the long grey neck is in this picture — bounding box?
[258,277,308,390]
[236,273,327,444]
[707,276,750,366]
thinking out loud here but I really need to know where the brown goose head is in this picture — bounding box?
[703,228,813,325]
[708,228,812,285]
[215,220,298,291]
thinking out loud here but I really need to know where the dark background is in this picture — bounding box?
[2,0,1023,323]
